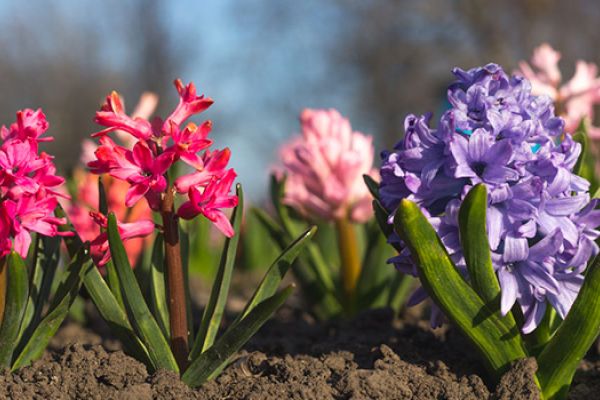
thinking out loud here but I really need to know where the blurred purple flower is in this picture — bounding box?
[380,63,600,333]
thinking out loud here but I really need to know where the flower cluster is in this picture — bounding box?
[278,108,376,223]
[0,109,70,258]
[518,43,600,138]
[87,80,238,265]
[380,64,600,333]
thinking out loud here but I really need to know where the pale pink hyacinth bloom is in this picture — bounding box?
[279,109,377,223]
[518,43,600,138]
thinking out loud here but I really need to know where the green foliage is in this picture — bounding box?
[58,183,313,387]
[392,183,600,399]
[255,174,411,320]
[0,241,89,371]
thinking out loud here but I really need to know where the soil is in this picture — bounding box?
[0,306,598,400]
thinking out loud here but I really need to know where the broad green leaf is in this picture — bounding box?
[394,199,527,380]
[83,264,152,366]
[363,174,380,200]
[107,213,178,373]
[458,184,502,305]
[237,226,316,321]
[387,273,414,313]
[179,225,194,345]
[573,119,599,194]
[182,285,294,387]
[12,246,90,370]
[19,236,60,342]
[0,252,29,367]
[191,184,243,359]
[149,233,170,339]
[357,221,395,310]
[536,255,600,400]
[54,204,85,256]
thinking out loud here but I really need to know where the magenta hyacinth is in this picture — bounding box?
[278,108,377,223]
[0,109,71,258]
[380,64,600,333]
[87,79,238,265]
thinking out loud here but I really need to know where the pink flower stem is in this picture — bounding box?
[335,216,361,314]
[161,186,189,371]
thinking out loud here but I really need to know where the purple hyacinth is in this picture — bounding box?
[380,63,600,333]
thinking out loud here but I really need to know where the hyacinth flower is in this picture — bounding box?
[256,109,411,319]
[61,93,159,269]
[374,63,600,399]
[0,110,89,372]
[57,79,316,387]
[518,43,600,192]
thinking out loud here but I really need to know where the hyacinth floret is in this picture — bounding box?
[380,63,600,333]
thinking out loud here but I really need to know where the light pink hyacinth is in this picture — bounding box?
[278,109,377,223]
[518,43,600,138]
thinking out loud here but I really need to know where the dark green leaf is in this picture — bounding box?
[83,263,152,366]
[107,213,178,373]
[363,174,380,201]
[191,184,243,359]
[0,252,29,367]
[394,199,527,380]
[149,233,170,339]
[182,285,294,387]
[12,246,89,370]
[536,255,600,400]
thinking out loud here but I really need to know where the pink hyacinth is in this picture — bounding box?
[278,109,377,223]
[518,43,600,138]
[0,109,70,258]
[86,79,237,263]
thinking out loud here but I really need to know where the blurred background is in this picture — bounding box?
[1,0,599,201]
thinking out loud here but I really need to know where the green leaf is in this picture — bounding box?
[18,236,60,342]
[363,174,380,200]
[182,285,294,387]
[179,225,194,345]
[12,245,90,370]
[191,184,243,359]
[458,184,501,305]
[394,199,527,380]
[0,252,29,368]
[98,176,108,215]
[573,119,599,194]
[149,233,170,340]
[536,255,600,400]
[107,213,179,373]
[83,263,152,366]
[237,226,316,321]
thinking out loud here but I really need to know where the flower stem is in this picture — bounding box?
[161,187,189,371]
[0,256,6,324]
[335,216,362,314]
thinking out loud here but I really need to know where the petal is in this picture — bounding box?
[125,183,149,207]
[498,266,518,316]
[503,235,529,263]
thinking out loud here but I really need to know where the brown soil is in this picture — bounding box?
[0,307,598,399]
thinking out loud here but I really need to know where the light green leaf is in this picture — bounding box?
[394,199,527,380]
[149,233,170,340]
[191,184,243,359]
[0,252,29,367]
[107,213,178,373]
[12,246,90,370]
[182,285,294,387]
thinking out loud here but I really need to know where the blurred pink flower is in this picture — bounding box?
[518,43,600,138]
[278,108,377,223]
[88,211,155,267]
